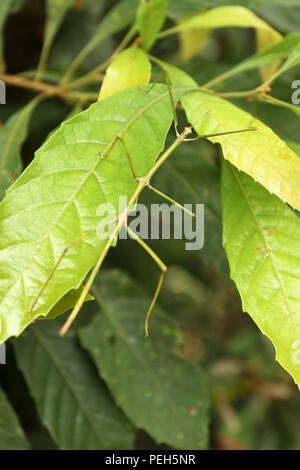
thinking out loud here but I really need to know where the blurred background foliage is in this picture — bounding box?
[0,0,300,450]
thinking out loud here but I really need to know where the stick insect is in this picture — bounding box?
[28,69,256,338]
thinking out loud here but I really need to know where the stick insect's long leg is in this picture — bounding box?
[117,134,138,180]
[104,132,196,219]
[139,179,196,218]
[126,225,167,337]
[183,126,257,142]
[141,63,258,141]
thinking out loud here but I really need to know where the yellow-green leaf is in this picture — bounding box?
[160,6,282,78]
[155,59,300,211]
[156,60,300,210]
[182,90,300,211]
[160,6,281,41]
[98,46,151,100]
[0,0,25,71]
[256,28,282,81]
[222,159,300,388]
[179,27,210,63]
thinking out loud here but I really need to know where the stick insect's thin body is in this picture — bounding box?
[28,71,256,337]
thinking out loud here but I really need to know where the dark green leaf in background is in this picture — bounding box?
[61,0,139,84]
[0,95,45,200]
[0,387,29,450]
[80,270,209,450]
[13,320,134,450]
[0,0,26,71]
[36,0,74,79]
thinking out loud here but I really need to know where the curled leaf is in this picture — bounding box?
[99,45,151,100]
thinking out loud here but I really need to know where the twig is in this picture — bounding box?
[0,72,97,102]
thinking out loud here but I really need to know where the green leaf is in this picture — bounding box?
[275,40,300,76]
[221,159,300,388]
[137,0,169,51]
[61,0,139,83]
[153,139,228,277]
[0,95,44,200]
[158,61,300,211]
[13,320,134,449]
[0,387,29,450]
[0,0,25,71]
[44,0,73,51]
[163,5,282,80]
[205,33,300,88]
[36,0,73,79]
[0,85,187,343]
[99,46,151,100]
[45,286,94,320]
[178,28,210,63]
[160,6,281,44]
[181,90,300,211]
[79,269,209,450]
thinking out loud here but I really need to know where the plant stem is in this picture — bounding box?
[0,72,97,102]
